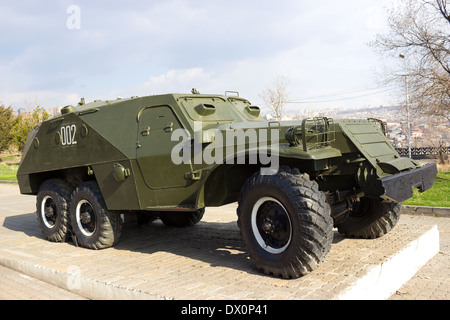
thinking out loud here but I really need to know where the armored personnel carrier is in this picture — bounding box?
[17,91,437,278]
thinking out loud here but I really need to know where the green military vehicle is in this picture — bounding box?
[17,90,437,278]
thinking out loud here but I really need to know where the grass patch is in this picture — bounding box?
[403,171,449,207]
[0,153,21,181]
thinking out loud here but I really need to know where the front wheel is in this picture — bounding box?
[69,181,122,249]
[237,168,333,278]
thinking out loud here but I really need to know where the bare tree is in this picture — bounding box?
[260,75,289,121]
[436,0,450,23]
[371,0,450,121]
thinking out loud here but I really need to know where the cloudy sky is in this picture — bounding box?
[0,0,401,113]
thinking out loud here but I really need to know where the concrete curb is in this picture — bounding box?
[334,225,440,300]
[0,257,166,300]
[403,205,450,217]
[0,180,18,184]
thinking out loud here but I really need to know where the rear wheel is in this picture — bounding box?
[336,197,401,239]
[69,181,122,249]
[36,179,72,242]
[237,168,333,278]
[160,209,205,227]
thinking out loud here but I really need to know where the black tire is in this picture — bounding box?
[36,179,72,242]
[336,197,401,239]
[69,181,122,249]
[160,209,205,227]
[237,168,334,279]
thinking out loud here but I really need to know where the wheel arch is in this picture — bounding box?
[202,163,259,207]
[20,166,95,195]
[201,156,316,207]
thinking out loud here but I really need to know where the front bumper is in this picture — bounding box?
[380,163,438,203]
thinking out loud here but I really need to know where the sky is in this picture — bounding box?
[0,0,402,114]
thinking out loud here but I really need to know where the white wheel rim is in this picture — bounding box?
[76,199,96,236]
[251,197,292,254]
[41,195,56,229]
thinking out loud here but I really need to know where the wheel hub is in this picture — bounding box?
[262,219,274,233]
[251,197,292,254]
[44,206,54,218]
[80,211,92,224]
[76,200,96,236]
[41,195,57,228]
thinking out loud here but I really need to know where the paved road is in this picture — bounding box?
[0,183,449,300]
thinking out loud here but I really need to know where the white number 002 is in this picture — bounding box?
[61,125,77,146]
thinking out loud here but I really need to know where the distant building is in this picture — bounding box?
[411,129,422,138]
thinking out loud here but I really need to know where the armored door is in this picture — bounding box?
[136,105,190,189]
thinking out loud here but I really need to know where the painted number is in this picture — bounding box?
[61,125,77,146]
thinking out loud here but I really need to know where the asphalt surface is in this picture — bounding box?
[0,183,449,300]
